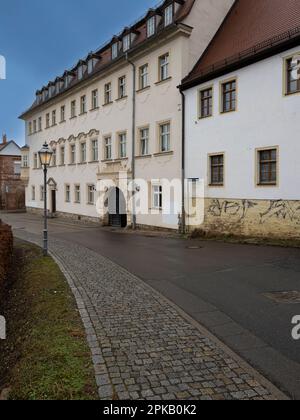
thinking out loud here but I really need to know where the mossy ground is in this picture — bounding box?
[0,239,98,400]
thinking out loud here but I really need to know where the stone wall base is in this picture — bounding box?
[187,198,300,240]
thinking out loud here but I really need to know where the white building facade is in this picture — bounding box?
[20,0,234,230]
[181,0,300,239]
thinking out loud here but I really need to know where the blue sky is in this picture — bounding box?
[0,0,157,145]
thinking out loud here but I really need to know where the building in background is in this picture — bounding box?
[181,0,300,239]
[0,134,25,211]
[19,0,234,229]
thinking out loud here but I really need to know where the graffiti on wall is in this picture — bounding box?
[260,200,300,225]
[208,199,258,222]
[207,199,300,225]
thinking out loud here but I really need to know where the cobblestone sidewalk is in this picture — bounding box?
[14,229,285,400]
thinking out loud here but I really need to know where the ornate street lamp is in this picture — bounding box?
[38,142,53,256]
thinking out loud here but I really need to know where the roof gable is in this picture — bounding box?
[0,141,21,156]
[182,0,300,87]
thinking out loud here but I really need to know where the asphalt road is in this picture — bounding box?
[2,212,300,399]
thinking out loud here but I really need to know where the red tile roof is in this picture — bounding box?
[182,0,300,88]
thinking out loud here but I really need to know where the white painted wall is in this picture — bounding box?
[185,45,300,201]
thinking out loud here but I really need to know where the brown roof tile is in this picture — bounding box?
[182,0,300,87]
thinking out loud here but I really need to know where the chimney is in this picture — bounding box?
[2,133,7,144]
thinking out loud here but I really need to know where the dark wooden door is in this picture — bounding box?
[51,190,56,213]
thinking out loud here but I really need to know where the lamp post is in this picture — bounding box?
[38,142,53,256]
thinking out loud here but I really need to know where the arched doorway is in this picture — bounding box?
[47,178,57,215]
[108,187,127,228]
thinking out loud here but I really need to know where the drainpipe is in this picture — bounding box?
[126,53,137,230]
[180,89,186,235]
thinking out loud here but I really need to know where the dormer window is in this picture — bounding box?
[112,42,119,60]
[77,63,87,80]
[147,16,156,37]
[164,4,173,26]
[123,34,131,52]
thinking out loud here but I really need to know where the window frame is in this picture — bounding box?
[104,136,112,160]
[164,4,174,27]
[87,184,95,205]
[119,132,127,159]
[70,143,76,164]
[80,95,87,114]
[118,76,126,99]
[152,184,163,210]
[147,16,156,37]
[74,184,81,204]
[139,64,149,90]
[209,153,225,187]
[91,89,99,109]
[220,78,237,114]
[60,105,66,122]
[91,139,99,162]
[80,142,87,163]
[139,127,149,156]
[104,82,112,104]
[285,54,300,95]
[256,147,279,187]
[70,100,77,118]
[198,85,213,119]
[65,184,71,203]
[159,122,171,153]
[159,53,170,82]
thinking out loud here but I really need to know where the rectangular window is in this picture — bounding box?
[22,155,28,168]
[147,16,156,37]
[46,113,50,128]
[40,185,44,202]
[286,57,300,94]
[65,185,71,203]
[74,185,81,203]
[140,128,149,156]
[52,110,56,126]
[33,153,38,169]
[60,105,65,122]
[119,133,127,158]
[159,54,169,81]
[153,185,162,209]
[71,100,76,118]
[80,142,86,163]
[139,64,149,90]
[199,87,213,118]
[104,83,112,104]
[33,120,37,133]
[221,80,236,113]
[210,154,224,186]
[38,117,42,131]
[164,4,173,26]
[123,34,131,52]
[160,123,170,152]
[28,122,32,135]
[70,144,76,164]
[91,139,99,161]
[104,136,112,160]
[118,76,126,99]
[258,149,277,185]
[80,95,86,114]
[91,89,98,109]
[112,42,119,60]
[14,161,21,175]
[87,185,95,205]
[31,186,36,201]
[52,149,57,166]
[60,146,65,165]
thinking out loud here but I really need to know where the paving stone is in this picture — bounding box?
[14,230,280,401]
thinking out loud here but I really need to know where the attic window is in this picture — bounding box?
[164,4,173,26]
[147,16,156,37]
[123,34,131,52]
[112,42,119,60]
[78,65,86,80]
